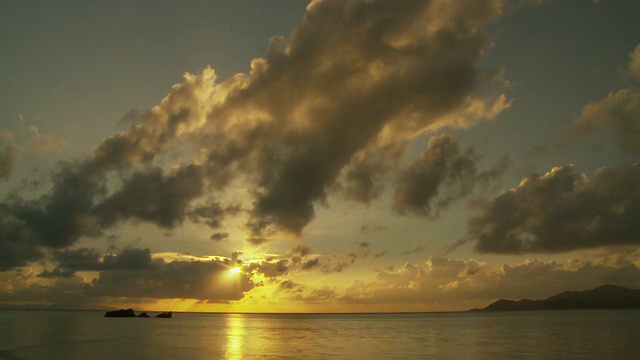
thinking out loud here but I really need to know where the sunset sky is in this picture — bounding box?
[1,0,640,313]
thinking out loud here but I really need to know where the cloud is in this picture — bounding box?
[8,249,639,311]
[38,248,164,279]
[0,0,513,271]
[0,130,13,142]
[189,201,240,230]
[0,69,218,270]
[301,257,321,270]
[246,244,372,280]
[195,0,509,235]
[570,89,640,155]
[94,165,205,229]
[463,163,640,254]
[357,241,370,249]
[0,207,43,271]
[336,255,640,309]
[341,149,391,204]
[210,232,229,242]
[101,248,159,271]
[0,145,20,181]
[4,165,100,254]
[90,258,252,303]
[118,108,146,125]
[249,259,289,279]
[359,223,389,234]
[271,253,640,310]
[393,135,507,217]
[284,244,324,270]
[288,244,312,258]
[629,44,640,79]
[3,248,254,306]
[400,245,426,255]
[26,126,70,156]
[278,280,304,292]
[38,247,104,278]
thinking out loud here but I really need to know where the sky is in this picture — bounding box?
[1,0,639,313]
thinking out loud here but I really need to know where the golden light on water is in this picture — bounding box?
[225,314,245,360]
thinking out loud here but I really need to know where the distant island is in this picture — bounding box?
[472,284,640,312]
[104,308,172,318]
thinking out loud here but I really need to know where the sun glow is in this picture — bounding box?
[230,267,241,274]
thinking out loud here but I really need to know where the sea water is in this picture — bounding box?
[0,310,638,359]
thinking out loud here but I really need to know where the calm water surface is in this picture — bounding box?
[0,310,638,359]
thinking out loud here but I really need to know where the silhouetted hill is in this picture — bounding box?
[479,285,640,312]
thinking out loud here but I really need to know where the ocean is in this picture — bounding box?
[0,309,638,359]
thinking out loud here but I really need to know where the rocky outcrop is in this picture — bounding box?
[104,309,172,318]
[104,308,136,317]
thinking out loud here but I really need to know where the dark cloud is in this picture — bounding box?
[54,247,103,271]
[38,248,159,278]
[249,259,289,278]
[342,150,390,204]
[0,206,42,271]
[20,248,254,304]
[278,280,304,292]
[283,244,357,272]
[357,241,370,249]
[0,162,206,272]
[301,257,321,270]
[570,89,640,155]
[0,71,216,270]
[360,223,388,234]
[465,163,640,254]
[38,247,104,278]
[91,258,252,302]
[246,237,270,246]
[0,158,110,270]
[0,145,20,181]
[400,245,426,255]
[210,232,229,242]
[102,248,158,271]
[246,245,365,280]
[393,135,505,217]
[13,164,104,249]
[189,201,240,229]
[287,245,317,270]
[288,244,312,258]
[95,165,205,229]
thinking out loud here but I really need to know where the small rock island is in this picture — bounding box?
[104,309,172,318]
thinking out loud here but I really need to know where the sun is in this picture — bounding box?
[229,267,241,275]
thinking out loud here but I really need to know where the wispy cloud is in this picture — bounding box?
[0,145,20,181]
[628,44,640,79]
[570,89,640,156]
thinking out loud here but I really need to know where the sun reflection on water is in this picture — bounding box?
[224,314,246,360]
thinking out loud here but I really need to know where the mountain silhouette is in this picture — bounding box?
[476,285,640,312]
